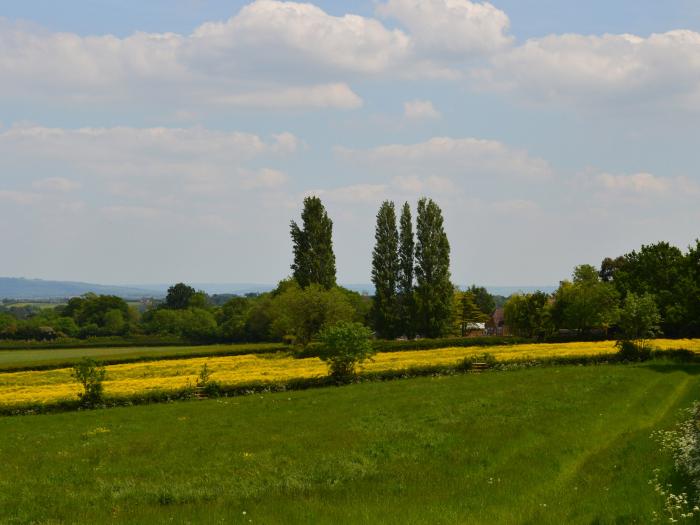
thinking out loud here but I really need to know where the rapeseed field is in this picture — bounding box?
[0,339,697,409]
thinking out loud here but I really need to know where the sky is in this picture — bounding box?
[1,0,699,287]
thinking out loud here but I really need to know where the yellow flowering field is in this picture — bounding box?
[0,339,697,409]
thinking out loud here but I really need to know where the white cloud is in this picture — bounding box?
[404,99,441,119]
[337,136,553,181]
[0,190,43,205]
[476,30,700,111]
[596,172,669,193]
[242,168,289,189]
[31,177,82,192]
[215,83,363,110]
[377,0,512,56]
[392,175,454,193]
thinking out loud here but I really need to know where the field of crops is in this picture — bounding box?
[1,339,697,409]
[1,364,698,523]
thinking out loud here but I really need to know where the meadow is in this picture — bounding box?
[0,338,698,410]
[1,363,698,524]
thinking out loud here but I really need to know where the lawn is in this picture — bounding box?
[0,363,698,524]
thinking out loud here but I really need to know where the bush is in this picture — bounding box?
[615,340,652,362]
[72,358,107,407]
[456,352,497,372]
[318,321,374,382]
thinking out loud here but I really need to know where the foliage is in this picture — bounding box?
[318,321,374,381]
[618,292,661,342]
[615,339,652,362]
[398,201,416,338]
[504,291,553,339]
[551,265,619,334]
[165,283,197,310]
[453,290,488,336]
[371,201,400,339]
[71,358,106,407]
[414,198,453,338]
[456,352,497,371]
[290,196,337,289]
[467,285,496,316]
[270,282,355,346]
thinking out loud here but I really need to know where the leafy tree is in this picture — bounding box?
[398,202,416,338]
[414,198,453,338]
[72,358,106,407]
[318,321,374,382]
[290,196,337,289]
[618,292,661,341]
[165,283,197,310]
[504,291,553,339]
[453,290,488,336]
[608,242,689,335]
[103,309,126,335]
[371,201,400,338]
[217,297,251,341]
[552,265,619,334]
[270,282,355,346]
[467,285,496,316]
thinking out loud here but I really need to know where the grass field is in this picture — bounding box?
[0,342,286,372]
[1,339,698,409]
[1,363,697,524]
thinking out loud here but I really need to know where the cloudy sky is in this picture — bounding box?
[1,0,699,287]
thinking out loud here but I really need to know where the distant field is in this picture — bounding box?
[1,339,698,409]
[0,364,696,523]
[0,342,286,372]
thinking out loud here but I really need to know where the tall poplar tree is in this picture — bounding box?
[290,196,337,289]
[398,202,416,338]
[371,201,399,338]
[414,198,453,338]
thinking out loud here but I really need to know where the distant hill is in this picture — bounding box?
[0,278,558,301]
[0,278,159,300]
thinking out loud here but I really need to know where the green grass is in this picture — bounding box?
[1,363,698,524]
[0,342,286,371]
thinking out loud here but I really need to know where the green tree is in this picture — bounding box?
[467,285,496,316]
[552,265,619,334]
[165,283,197,310]
[270,282,354,346]
[398,202,416,338]
[371,201,400,339]
[290,196,337,289]
[414,198,453,338]
[618,292,661,341]
[72,358,106,407]
[453,290,488,336]
[504,292,553,339]
[217,297,251,341]
[318,321,374,382]
[103,309,126,335]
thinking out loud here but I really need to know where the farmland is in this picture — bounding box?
[1,339,699,410]
[1,363,698,524]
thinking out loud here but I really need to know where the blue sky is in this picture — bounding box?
[1,1,699,286]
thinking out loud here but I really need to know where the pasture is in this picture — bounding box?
[0,363,697,523]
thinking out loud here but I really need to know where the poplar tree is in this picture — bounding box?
[398,202,416,338]
[290,196,337,289]
[414,198,453,338]
[371,201,399,338]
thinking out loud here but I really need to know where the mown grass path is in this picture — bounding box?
[1,363,698,524]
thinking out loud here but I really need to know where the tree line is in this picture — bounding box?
[0,196,697,344]
[504,241,700,339]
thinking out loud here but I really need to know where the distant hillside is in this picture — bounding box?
[0,278,558,301]
[0,278,159,300]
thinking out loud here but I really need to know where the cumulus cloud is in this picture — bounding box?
[0,124,297,212]
[337,136,553,181]
[476,30,700,111]
[377,0,512,56]
[596,172,669,194]
[404,99,441,119]
[215,83,363,109]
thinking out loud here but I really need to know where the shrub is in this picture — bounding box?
[318,321,374,382]
[615,339,651,362]
[72,358,107,407]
